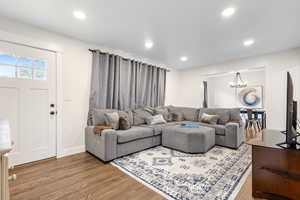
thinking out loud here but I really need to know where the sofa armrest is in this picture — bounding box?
[225,122,245,149]
[85,126,117,162]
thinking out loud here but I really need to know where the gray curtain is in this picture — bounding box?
[88,50,166,124]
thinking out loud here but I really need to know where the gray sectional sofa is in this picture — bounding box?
[85,106,245,162]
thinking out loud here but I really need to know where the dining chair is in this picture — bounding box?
[245,109,262,136]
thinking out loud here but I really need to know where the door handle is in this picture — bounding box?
[50,111,57,115]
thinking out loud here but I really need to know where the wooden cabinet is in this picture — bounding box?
[248,129,300,200]
[0,121,13,200]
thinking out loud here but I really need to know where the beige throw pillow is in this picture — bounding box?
[119,116,131,130]
[171,112,184,122]
[200,113,219,125]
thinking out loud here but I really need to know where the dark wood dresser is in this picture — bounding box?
[247,129,300,200]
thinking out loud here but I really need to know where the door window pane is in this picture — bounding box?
[17,67,33,79]
[33,69,47,80]
[33,60,46,68]
[0,54,17,65]
[17,57,33,67]
[0,65,16,78]
[0,54,47,80]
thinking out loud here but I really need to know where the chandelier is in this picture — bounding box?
[229,72,247,88]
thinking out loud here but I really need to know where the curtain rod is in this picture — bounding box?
[88,49,170,72]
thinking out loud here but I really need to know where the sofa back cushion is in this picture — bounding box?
[229,108,242,121]
[167,106,199,121]
[93,109,133,126]
[198,108,230,125]
[132,108,153,125]
[93,109,117,126]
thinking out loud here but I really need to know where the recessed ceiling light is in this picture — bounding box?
[243,39,255,47]
[145,40,154,49]
[73,10,86,20]
[222,7,236,18]
[180,56,188,62]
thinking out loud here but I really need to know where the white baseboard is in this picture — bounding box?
[57,145,86,158]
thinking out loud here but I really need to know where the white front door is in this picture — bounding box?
[0,41,57,166]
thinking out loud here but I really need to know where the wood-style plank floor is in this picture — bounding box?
[9,151,259,200]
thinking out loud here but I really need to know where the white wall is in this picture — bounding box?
[0,17,177,157]
[175,48,300,130]
[207,70,265,108]
[165,69,181,106]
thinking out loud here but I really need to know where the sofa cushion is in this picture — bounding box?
[167,106,199,121]
[132,108,153,125]
[198,122,226,136]
[116,126,154,143]
[139,122,179,135]
[199,108,230,125]
[93,109,117,126]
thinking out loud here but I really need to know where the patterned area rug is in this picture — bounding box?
[111,144,251,200]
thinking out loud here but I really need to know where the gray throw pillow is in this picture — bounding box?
[119,116,131,130]
[104,112,119,130]
[171,112,184,122]
[146,114,167,125]
[200,113,219,125]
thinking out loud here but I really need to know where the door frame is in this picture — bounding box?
[0,30,64,158]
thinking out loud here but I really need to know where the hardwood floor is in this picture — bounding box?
[9,151,258,200]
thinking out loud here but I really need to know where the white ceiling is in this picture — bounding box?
[0,0,299,68]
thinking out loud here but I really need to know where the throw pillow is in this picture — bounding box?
[132,108,153,125]
[93,109,117,125]
[154,107,172,122]
[119,116,132,130]
[199,108,230,125]
[171,112,184,122]
[146,114,167,125]
[104,112,119,130]
[144,106,155,115]
[118,110,134,126]
[200,113,219,125]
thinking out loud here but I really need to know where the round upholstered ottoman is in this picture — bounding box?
[162,125,215,153]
